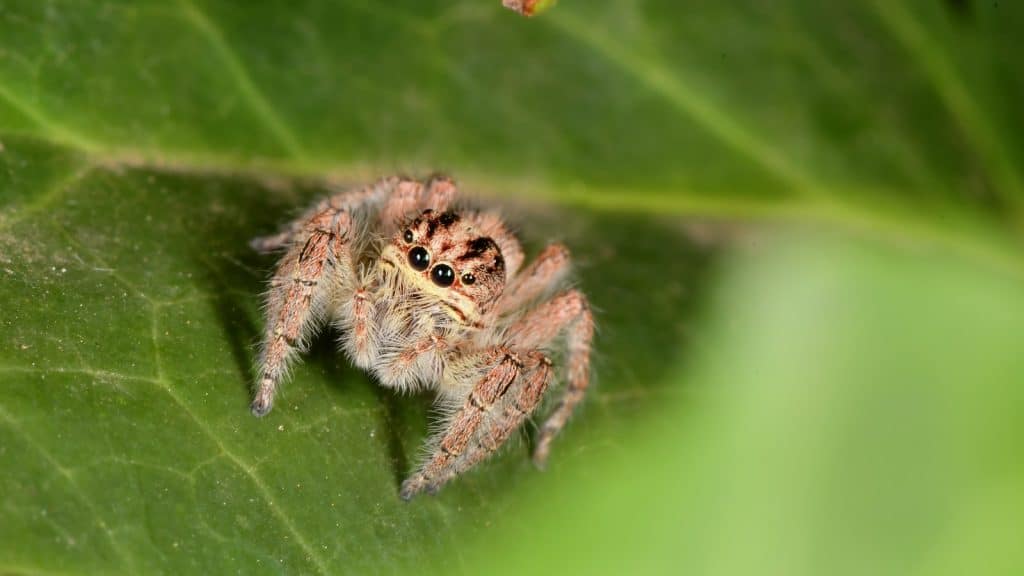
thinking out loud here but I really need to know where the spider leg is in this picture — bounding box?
[495,243,570,315]
[471,354,552,463]
[250,177,400,254]
[423,353,553,494]
[338,285,375,369]
[250,228,297,254]
[400,348,523,499]
[466,211,525,278]
[506,289,594,467]
[354,328,446,390]
[252,206,353,416]
[380,174,456,232]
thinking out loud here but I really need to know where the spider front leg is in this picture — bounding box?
[401,289,593,499]
[506,289,594,467]
[250,178,393,254]
[496,243,571,315]
[400,348,529,499]
[412,353,554,496]
[251,206,354,416]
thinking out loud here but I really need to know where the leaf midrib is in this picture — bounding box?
[4,128,1022,288]
[0,0,1020,266]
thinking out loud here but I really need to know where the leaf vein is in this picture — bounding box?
[870,0,1023,201]
[176,0,306,160]
[0,405,139,573]
[0,164,95,233]
[0,80,98,152]
[546,11,819,194]
[147,308,332,575]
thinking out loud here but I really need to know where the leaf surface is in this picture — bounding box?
[0,1,1022,574]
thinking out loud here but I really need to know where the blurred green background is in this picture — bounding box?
[0,1,1022,574]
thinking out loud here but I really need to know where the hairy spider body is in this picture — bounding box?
[251,176,594,499]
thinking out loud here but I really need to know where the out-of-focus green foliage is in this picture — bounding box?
[464,234,1024,576]
[0,0,1021,574]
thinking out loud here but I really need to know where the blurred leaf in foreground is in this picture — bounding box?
[464,232,1024,576]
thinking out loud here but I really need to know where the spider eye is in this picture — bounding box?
[408,246,430,271]
[461,273,476,285]
[403,229,414,243]
[431,264,455,287]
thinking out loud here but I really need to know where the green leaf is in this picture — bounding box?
[0,1,1022,574]
[461,232,1024,576]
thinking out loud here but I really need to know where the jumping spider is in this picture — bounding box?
[250,176,594,499]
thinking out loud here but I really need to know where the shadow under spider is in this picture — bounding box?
[188,175,422,489]
[304,334,422,487]
[188,176,724,489]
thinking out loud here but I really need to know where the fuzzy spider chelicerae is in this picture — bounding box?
[250,176,594,499]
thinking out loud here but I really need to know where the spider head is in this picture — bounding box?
[383,209,506,324]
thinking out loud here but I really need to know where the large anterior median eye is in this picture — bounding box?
[431,264,455,287]
[408,246,430,271]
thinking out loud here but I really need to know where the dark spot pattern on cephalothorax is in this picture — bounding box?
[438,211,460,228]
[392,210,508,312]
[406,210,433,234]
[459,236,499,261]
[489,254,505,275]
[415,209,434,226]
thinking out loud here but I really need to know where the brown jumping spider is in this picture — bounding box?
[250,176,594,499]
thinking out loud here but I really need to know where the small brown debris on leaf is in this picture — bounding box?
[503,0,556,17]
